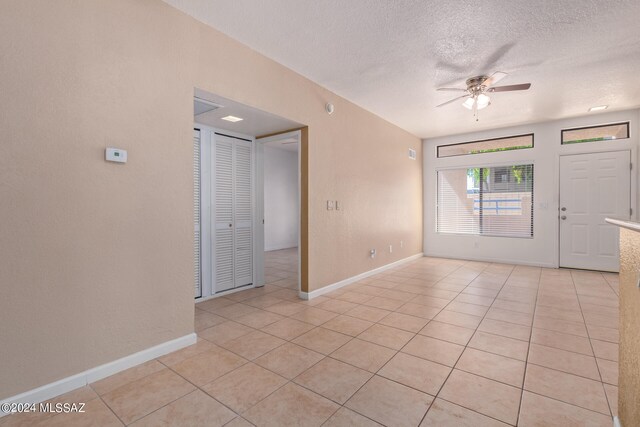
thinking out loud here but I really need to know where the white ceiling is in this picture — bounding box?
[171,0,640,138]
[194,88,301,137]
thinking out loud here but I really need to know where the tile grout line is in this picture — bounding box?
[319,258,476,424]
[570,270,616,420]
[95,393,128,426]
[416,260,516,425]
[448,263,526,426]
[515,266,543,426]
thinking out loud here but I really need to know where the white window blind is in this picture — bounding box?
[437,164,534,238]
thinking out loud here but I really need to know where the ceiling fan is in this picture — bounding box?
[436,72,531,120]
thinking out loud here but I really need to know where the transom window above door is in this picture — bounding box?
[561,122,629,145]
[437,134,533,158]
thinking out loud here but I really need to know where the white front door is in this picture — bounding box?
[559,151,631,272]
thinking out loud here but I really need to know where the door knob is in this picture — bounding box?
[561,215,567,220]
[561,207,567,211]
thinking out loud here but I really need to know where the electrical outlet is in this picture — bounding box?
[389,245,393,253]
[327,200,334,210]
[370,249,376,259]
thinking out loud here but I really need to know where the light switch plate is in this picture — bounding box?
[327,200,334,210]
[106,147,127,163]
[335,201,341,210]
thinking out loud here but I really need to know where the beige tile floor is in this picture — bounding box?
[1,251,620,426]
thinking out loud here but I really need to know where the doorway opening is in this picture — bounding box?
[257,131,301,292]
[192,88,307,328]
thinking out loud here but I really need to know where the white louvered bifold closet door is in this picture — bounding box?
[214,137,235,292]
[234,140,253,287]
[193,129,202,298]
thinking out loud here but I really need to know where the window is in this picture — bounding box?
[561,122,629,145]
[437,164,534,238]
[437,134,533,158]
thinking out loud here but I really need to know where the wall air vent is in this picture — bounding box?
[408,148,417,160]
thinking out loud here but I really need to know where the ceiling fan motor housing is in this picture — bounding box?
[466,76,490,94]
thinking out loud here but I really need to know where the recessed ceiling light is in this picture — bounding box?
[221,115,243,122]
[589,105,608,112]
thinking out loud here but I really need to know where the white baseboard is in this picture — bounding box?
[614,416,622,427]
[423,251,557,269]
[0,333,197,415]
[265,244,298,252]
[299,253,424,300]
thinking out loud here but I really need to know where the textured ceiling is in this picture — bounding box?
[167,0,640,138]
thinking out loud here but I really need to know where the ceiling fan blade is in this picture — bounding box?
[482,71,508,88]
[488,83,531,92]
[436,87,467,92]
[436,94,470,108]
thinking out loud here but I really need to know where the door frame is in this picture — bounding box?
[195,123,258,300]
[558,147,636,270]
[256,130,302,295]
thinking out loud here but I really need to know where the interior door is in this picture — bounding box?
[233,139,253,287]
[214,136,235,292]
[193,129,202,297]
[213,133,254,292]
[559,150,631,272]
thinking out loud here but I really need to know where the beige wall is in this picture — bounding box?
[0,0,422,399]
[619,227,640,426]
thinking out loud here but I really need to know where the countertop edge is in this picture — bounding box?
[606,218,640,232]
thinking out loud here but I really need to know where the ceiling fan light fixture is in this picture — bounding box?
[476,94,491,109]
[462,97,475,110]
[437,72,530,116]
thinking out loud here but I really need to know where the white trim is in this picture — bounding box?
[299,253,424,300]
[606,217,640,232]
[0,333,196,415]
[265,244,298,252]
[254,138,265,287]
[423,251,557,268]
[613,416,622,427]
